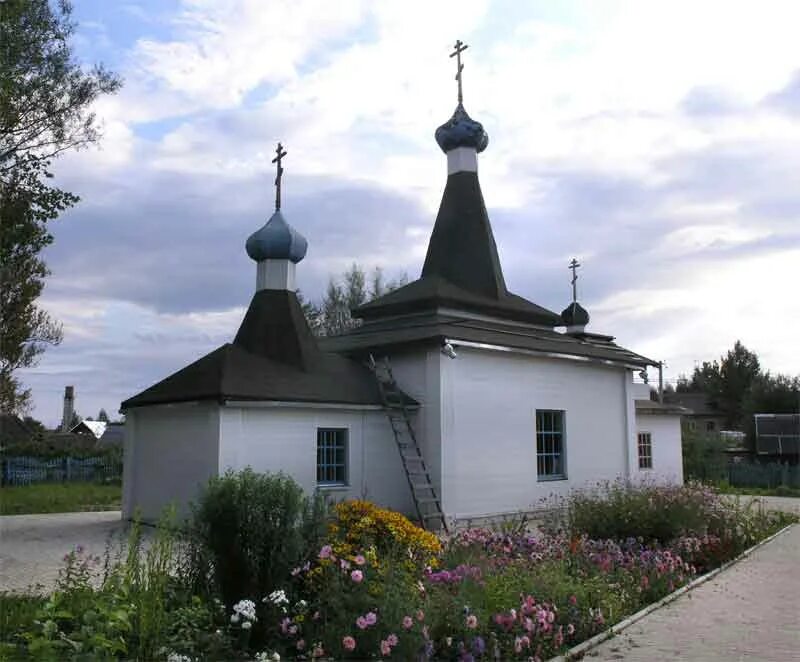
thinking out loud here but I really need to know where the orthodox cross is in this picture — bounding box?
[569,258,581,303]
[272,142,288,211]
[450,39,468,104]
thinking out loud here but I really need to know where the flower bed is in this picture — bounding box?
[1,475,795,661]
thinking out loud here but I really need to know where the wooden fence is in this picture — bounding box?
[1,456,123,486]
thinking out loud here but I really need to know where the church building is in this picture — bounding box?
[121,43,683,526]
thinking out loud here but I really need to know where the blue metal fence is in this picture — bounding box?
[1,456,122,486]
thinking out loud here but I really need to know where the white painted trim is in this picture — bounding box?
[445,338,645,371]
[256,259,296,291]
[223,400,385,411]
[446,147,478,174]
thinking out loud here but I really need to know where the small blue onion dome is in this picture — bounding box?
[435,103,489,153]
[245,210,308,263]
[561,301,590,327]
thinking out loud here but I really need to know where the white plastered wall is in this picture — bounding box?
[217,405,414,514]
[122,404,220,522]
[634,413,684,484]
[440,346,631,519]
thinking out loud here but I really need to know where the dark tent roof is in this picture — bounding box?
[122,290,394,409]
[321,311,656,368]
[353,171,562,327]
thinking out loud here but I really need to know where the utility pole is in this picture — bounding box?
[658,361,664,403]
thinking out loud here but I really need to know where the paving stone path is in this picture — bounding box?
[0,511,126,593]
[589,513,800,661]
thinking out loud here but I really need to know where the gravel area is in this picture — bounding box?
[0,511,127,593]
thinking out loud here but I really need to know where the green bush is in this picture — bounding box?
[185,469,327,609]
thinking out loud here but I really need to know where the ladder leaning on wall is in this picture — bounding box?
[369,355,448,533]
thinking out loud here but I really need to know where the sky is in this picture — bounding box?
[20,0,800,426]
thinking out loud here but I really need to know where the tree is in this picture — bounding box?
[309,264,408,336]
[741,372,800,448]
[684,341,762,428]
[97,408,109,422]
[0,0,121,413]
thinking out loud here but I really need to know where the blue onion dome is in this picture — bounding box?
[561,301,590,327]
[435,103,489,153]
[245,210,308,263]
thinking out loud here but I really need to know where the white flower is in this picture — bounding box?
[166,653,193,662]
[232,599,258,622]
[255,652,280,662]
[242,621,252,630]
[231,613,240,624]
[265,590,289,606]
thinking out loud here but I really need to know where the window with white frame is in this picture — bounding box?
[316,428,348,486]
[638,431,653,469]
[536,410,566,480]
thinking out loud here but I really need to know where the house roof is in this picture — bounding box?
[663,392,720,417]
[0,414,34,444]
[634,399,691,416]
[321,311,656,368]
[122,290,397,410]
[353,172,562,327]
[71,420,107,439]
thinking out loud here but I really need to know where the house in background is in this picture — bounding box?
[664,391,726,434]
[121,47,684,525]
[0,414,35,446]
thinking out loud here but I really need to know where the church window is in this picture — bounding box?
[536,410,566,480]
[317,428,348,486]
[638,432,653,469]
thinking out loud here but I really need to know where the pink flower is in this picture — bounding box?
[342,635,356,651]
[351,569,364,583]
[354,554,366,566]
[341,559,351,570]
[402,615,413,630]
[280,617,291,634]
[569,595,577,605]
[416,609,425,622]
[466,614,478,629]
[380,640,392,656]
[365,611,377,626]
[296,639,306,651]
[312,644,323,658]
[387,633,399,647]
[319,545,333,559]
[356,616,368,630]
[567,623,575,636]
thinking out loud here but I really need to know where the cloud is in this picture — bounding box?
[19,0,800,425]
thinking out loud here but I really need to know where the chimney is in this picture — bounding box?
[61,385,74,432]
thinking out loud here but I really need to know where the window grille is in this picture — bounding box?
[638,431,653,469]
[317,428,348,486]
[536,410,566,480]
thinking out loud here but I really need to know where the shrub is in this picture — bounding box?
[185,469,327,609]
[328,500,442,569]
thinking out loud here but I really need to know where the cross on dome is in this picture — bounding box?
[272,142,288,212]
[569,258,581,303]
[450,39,468,104]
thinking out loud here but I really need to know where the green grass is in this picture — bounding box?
[0,482,121,515]
[712,481,800,498]
[0,593,44,646]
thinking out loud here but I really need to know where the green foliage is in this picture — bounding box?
[0,0,121,413]
[682,430,728,482]
[186,469,328,609]
[0,482,121,515]
[303,263,408,336]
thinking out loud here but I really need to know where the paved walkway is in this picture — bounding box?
[589,523,800,661]
[0,511,126,593]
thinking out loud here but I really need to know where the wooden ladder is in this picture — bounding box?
[369,355,448,533]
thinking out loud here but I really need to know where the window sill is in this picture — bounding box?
[537,475,568,482]
[317,484,349,491]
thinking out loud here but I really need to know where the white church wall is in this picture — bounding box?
[122,404,220,522]
[440,346,630,519]
[384,348,444,502]
[217,406,414,515]
[635,414,684,484]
